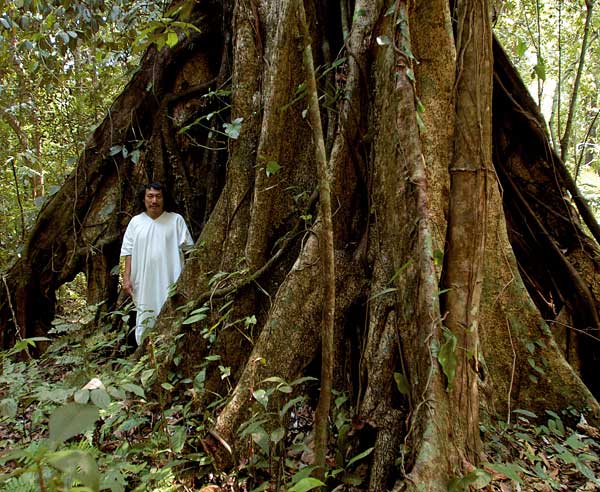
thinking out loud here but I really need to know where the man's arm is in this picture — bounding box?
[123,255,133,297]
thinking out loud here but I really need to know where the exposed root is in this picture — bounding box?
[208,230,364,468]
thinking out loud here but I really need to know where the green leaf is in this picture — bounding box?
[290,376,318,386]
[266,160,281,177]
[101,468,126,492]
[346,446,374,468]
[438,328,457,389]
[166,30,179,47]
[218,365,231,379]
[223,117,243,139]
[576,460,600,483]
[0,398,17,418]
[107,385,126,400]
[290,466,319,485]
[389,260,412,283]
[448,468,492,491]
[263,376,286,384]
[512,408,537,418]
[433,249,444,267]
[182,312,208,324]
[122,383,145,398]
[252,429,270,454]
[49,403,99,445]
[253,389,268,409]
[376,35,392,46]
[368,286,398,301]
[57,31,70,45]
[533,57,546,81]
[171,425,186,453]
[486,463,523,484]
[47,450,99,492]
[353,8,367,21]
[393,372,410,395]
[288,477,326,492]
[109,145,122,156]
[74,389,90,404]
[90,388,111,409]
[117,416,147,432]
[516,38,527,57]
[280,395,305,417]
[416,112,426,132]
[190,306,210,315]
[130,149,141,165]
[271,427,285,443]
[141,368,155,387]
[564,432,586,450]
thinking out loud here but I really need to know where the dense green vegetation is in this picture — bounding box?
[0,0,168,267]
[496,0,600,200]
[0,306,598,491]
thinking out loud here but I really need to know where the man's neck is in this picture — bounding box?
[146,210,164,220]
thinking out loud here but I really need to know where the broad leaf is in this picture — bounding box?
[266,160,281,177]
[121,383,145,398]
[438,328,457,389]
[486,463,523,484]
[49,403,99,445]
[171,425,186,453]
[0,398,17,418]
[47,449,100,492]
[223,117,243,139]
[346,446,374,468]
[182,312,207,324]
[252,389,268,409]
[288,477,325,492]
[90,388,111,409]
[393,372,410,395]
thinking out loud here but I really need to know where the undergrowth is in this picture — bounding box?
[0,300,599,492]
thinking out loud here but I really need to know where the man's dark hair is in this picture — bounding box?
[136,182,175,212]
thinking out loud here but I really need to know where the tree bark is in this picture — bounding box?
[440,0,493,463]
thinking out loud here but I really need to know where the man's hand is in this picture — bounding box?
[123,278,134,297]
[123,255,133,298]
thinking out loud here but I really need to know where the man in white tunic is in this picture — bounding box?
[121,183,193,344]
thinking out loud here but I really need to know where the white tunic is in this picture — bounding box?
[120,211,193,343]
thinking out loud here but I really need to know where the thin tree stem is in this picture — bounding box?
[9,157,26,242]
[297,0,336,481]
[560,1,595,162]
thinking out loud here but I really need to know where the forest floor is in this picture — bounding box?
[0,297,599,492]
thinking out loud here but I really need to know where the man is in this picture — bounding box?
[121,183,193,344]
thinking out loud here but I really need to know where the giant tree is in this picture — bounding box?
[1,0,600,490]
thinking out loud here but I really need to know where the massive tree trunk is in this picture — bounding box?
[1,0,600,490]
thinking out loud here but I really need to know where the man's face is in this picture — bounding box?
[144,188,164,218]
